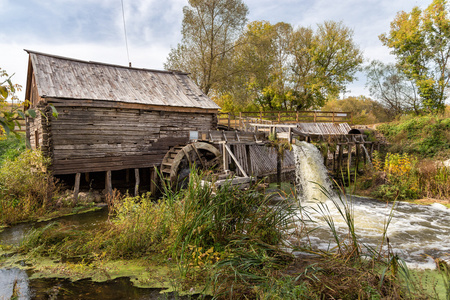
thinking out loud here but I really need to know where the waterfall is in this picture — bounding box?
[293,141,334,202]
[361,144,372,166]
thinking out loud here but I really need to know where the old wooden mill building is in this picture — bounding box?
[25,51,379,197]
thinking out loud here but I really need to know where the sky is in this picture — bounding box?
[0,0,430,102]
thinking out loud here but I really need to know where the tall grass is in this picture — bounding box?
[0,133,26,164]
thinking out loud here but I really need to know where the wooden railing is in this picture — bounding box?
[218,110,353,131]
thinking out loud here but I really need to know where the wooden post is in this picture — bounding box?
[347,144,352,178]
[276,150,282,189]
[296,111,299,122]
[105,170,112,196]
[355,144,360,174]
[134,168,140,197]
[239,112,242,130]
[332,112,335,123]
[84,172,89,183]
[338,144,344,174]
[222,143,229,172]
[288,127,292,144]
[150,167,157,196]
[245,145,252,177]
[74,173,81,201]
[228,113,231,130]
[125,169,130,183]
[278,112,281,123]
[314,111,317,122]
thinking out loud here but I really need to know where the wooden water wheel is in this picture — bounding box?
[160,142,222,188]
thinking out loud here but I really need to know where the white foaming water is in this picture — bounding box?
[293,142,334,202]
[293,141,450,269]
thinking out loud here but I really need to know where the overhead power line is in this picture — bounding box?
[121,0,131,67]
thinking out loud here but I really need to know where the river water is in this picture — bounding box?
[0,208,198,299]
[293,142,450,269]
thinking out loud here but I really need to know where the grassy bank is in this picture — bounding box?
[354,115,450,204]
[14,172,445,299]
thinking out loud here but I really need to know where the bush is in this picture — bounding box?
[0,134,26,164]
[0,149,58,224]
[358,151,450,201]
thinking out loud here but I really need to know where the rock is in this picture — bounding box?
[443,159,450,168]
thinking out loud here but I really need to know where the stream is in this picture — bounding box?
[293,142,450,269]
[0,208,198,299]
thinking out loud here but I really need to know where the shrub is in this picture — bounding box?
[377,115,450,158]
[0,149,58,224]
[360,151,450,201]
[0,134,26,164]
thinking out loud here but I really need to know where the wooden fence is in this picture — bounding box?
[218,110,353,131]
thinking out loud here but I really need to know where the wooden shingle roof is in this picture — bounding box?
[26,50,220,110]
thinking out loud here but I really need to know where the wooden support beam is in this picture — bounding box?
[150,167,157,196]
[223,143,248,177]
[245,145,252,177]
[74,173,81,201]
[347,144,352,176]
[126,169,130,183]
[355,144,360,173]
[222,143,229,172]
[276,150,282,189]
[84,172,89,183]
[134,168,140,197]
[106,170,112,196]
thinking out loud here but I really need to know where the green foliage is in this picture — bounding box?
[380,0,450,112]
[358,149,450,201]
[0,68,24,136]
[377,115,450,157]
[0,133,26,164]
[0,150,59,225]
[221,20,363,112]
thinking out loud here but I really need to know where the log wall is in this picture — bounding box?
[28,100,217,175]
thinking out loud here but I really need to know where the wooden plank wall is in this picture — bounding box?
[227,144,295,177]
[33,101,216,175]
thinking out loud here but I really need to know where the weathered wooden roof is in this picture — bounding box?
[294,123,352,135]
[25,50,220,110]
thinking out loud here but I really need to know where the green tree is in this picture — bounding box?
[380,0,450,112]
[365,60,421,117]
[290,21,364,110]
[220,20,363,112]
[223,21,294,111]
[165,0,248,96]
